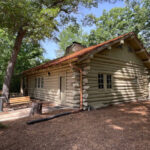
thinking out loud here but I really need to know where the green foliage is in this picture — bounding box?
[87,0,150,50]
[0,0,98,41]
[88,7,133,45]
[0,0,100,94]
[55,0,148,51]
[57,0,150,55]
[56,25,89,57]
[0,29,13,90]
[0,29,44,92]
[10,42,44,92]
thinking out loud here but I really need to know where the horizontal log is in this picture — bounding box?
[86,87,147,92]
[91,58,145,69]
[94,53,145,67]
[87,98,138,109]
[89,67,147,76]
[90,61,147,75]
[87,92,143,100]
[86,94,143,102]
[90,67,147,77]
[83,86,90,90]
[83,66,91,71]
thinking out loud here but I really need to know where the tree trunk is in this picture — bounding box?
[2,27,26,105]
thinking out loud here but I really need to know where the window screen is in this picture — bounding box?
[107,74,112,89]
[98,74,104,89]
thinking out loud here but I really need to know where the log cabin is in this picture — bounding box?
[22,32,150,109]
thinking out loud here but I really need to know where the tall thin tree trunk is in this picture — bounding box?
[2,28,26,102]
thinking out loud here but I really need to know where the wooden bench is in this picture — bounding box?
[8,96,31,106]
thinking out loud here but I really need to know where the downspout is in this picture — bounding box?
[70,63,83,110]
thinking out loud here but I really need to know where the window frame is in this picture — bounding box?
[98,73,113,90]
[98,73,104,89]
[106,74,112,89]
[35,77,44,89]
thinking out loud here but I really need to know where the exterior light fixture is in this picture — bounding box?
[48,72,51,76]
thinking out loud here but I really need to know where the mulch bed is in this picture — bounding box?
[0,101,150,150]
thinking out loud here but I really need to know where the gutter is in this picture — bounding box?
[69,63,83,110]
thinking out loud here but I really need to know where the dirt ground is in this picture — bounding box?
[0,101,150,150]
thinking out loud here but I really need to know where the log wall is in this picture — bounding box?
[27,64,80,108]
[25,43,150,109]
[83,44,149,109]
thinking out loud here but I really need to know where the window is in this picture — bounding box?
[38,78,40,88]
[107,74,112,89]
[34,77,44,88]
[98,74,104,89]
[41,77,44,88]
[98,74,112,89]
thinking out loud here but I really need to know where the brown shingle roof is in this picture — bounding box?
[23,32,136,74]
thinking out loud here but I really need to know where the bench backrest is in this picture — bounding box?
[9,96,30,105]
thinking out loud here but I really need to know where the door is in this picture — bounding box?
[60,76,66,104]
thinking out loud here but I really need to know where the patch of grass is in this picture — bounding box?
[0,123,7,129]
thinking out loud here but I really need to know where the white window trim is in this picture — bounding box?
[98,73,113,90]
[35,77,44,89]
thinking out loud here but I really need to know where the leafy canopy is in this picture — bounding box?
[87,0,150,49]
[0,0,98,40]
[56,25,89,57]
[58,0,150,52]
[0,29,45,92]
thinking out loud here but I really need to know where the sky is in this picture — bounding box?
[40,1,125,60]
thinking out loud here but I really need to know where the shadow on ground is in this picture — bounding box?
[0,101,150,150]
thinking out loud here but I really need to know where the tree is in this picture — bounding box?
[0,0,99,101]
[87,7,133,45]
[56,25,89,57]
[0,29,13,88]
[0,29,45,92]
[125,0,150,50]
[87,0,150,50]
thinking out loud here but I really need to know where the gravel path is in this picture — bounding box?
[0,101,150,150]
